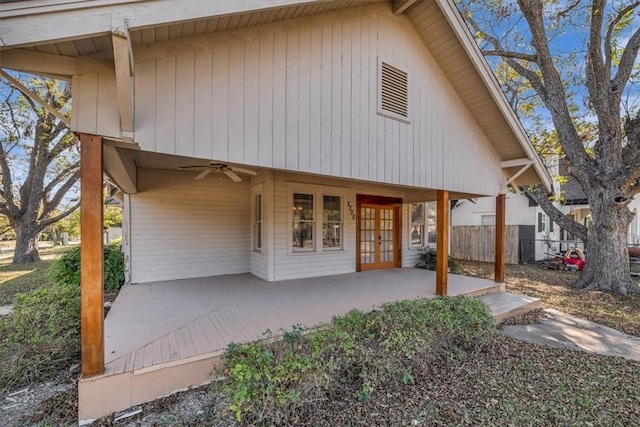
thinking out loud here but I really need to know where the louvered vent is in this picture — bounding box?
[380,62,408,120]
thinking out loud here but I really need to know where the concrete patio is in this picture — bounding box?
[80,268,506,421]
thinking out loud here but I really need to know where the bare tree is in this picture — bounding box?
[459,0,640,294]
[0,74,80,263]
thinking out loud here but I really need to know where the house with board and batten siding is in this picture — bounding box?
[0,0,552,421]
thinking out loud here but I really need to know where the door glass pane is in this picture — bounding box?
[380,208,394,264]
[360,207,376,265]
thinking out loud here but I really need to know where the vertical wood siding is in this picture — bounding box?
[129,168,421,283]
[117,4,502,195]
[129,169,250,283]
[271,171,416,281]
[249,170,274,281]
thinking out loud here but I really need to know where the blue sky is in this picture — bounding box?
[456,0,640,138]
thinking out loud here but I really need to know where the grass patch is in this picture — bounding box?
[216,296,494,424]
[458,260,640,337]
[0,283,80,394]
[211,294,640,426]
[0,243,123,396]
[0,245,72,305]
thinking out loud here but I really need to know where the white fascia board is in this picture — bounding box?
[0,0,322,48]
[435,0,553,192]
[0,49,75,78]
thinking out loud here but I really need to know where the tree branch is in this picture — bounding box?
[612,26,640,101]
[557,0,582,18]
[517,0,595,180]
[482,50,538,62]
[38,201,80,230]
[49,131,78,161]
[463,11,548,100]
[43,160,80,198]
[604,2,640,75]
[528,184,588,242]
[39,169,80,221]
[0,142,19,217]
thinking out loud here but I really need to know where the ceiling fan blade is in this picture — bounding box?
[231,167,257,176]
[179,165,206,169]
[195,169,213,180]
[224,170,242,182]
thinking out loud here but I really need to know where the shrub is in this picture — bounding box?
[217,296,495,423]
[48,243,124,291]
[415,247,461,273]
[0,283,80,393]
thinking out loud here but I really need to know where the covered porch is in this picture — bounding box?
[79,268,508,420]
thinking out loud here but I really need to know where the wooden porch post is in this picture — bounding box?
[495,193,506,283]
[436,190,449,296]
[80,133,104,377]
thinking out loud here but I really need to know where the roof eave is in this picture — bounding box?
[434,0,552,192]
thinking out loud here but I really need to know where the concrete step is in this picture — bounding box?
[477,291,542,322]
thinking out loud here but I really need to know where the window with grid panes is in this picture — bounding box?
[292,193,314,250]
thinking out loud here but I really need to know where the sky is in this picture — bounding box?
[456,0,640,138]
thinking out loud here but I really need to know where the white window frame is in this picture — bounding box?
[322,194,343,251]
[408,202,437,248]
[408,202,425,249]
[481,214,496,226]
[287,183,346,254]
[251,183,264,253]
[292,192,316,252]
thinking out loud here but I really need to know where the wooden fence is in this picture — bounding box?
[450,225,520,264]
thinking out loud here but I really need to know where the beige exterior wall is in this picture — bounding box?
[129,169,251,283]
[72,3,502,196]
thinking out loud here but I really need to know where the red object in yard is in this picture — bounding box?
[563,248,585,270]
[563,256,585,270]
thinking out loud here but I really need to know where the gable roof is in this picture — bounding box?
[0,0,551,191]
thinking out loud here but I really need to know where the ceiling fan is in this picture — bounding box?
[178,162,257,182]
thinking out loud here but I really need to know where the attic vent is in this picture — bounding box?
[379,61,409,122]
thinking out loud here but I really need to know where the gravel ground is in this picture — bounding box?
[0,376,75,427]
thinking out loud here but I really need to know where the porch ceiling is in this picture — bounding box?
[111,147,488,202]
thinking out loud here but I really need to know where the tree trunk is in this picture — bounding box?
[12,223,41,263]
[574,198,640,295]
[49,227,60,246]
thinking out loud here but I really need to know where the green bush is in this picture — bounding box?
[415,247,461,273]
[48,243,125,291]
[217,296,495,423]
[0,283,80,393]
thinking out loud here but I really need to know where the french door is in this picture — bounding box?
[358,203,400,271]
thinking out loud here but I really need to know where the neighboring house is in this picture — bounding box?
[451,192,562,262]
[0,0,551,420]
[452,159,640,261]
[452,157,563,261]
